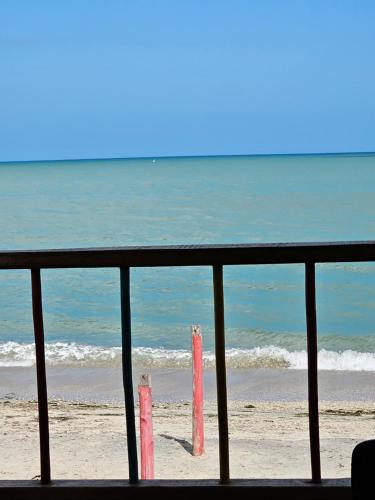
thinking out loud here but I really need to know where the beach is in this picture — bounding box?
[1,367,374,480]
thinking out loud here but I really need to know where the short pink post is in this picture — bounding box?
[191,325,204,456]
[138,374,154,479]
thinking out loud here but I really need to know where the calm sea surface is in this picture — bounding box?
[0,153,374,370]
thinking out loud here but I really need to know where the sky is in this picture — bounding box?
[0,0,374,162]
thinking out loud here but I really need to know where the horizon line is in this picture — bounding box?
[1,150,375,165]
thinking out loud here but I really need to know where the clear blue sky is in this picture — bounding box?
[1,0,374,161]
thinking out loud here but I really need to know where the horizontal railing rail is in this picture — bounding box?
[1,240,374,500]
[0,240,374,268]
[0,479,352,500]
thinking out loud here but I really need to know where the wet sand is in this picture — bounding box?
[1,366,375,402]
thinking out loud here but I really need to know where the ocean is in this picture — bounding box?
[0,153,374,372]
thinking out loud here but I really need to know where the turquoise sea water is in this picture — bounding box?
[0,153,374,370]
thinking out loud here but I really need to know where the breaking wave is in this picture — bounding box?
[1,341,375,371]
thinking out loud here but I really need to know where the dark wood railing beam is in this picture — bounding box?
[0,478,352,500]
[120,268,139,484]
[213,265,230,484]
[305,263,321,483]
[31,269,51,484]
[0,240,374,269]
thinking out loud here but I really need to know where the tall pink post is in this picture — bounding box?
[138,374,154,479]
[192,325,204,456]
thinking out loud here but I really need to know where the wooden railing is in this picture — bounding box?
[1,241,374,500]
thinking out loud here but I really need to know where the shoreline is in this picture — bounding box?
[1,366,375,403]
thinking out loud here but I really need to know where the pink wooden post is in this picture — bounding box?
[138,374,154,479]
[191,325,204,456]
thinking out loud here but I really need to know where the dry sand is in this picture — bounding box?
[1,398,374,481]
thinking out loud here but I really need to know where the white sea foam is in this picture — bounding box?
[1,341,375,371]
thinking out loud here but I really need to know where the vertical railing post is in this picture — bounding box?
[31,268,51,485]
[305,262,321,483]
[120,267,139,484]
[213,265,230,483]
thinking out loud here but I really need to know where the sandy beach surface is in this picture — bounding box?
[1,399,374,481]
[0,367,374,481]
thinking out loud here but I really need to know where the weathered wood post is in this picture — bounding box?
[138,374,154,479]
[191,325,204,456]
